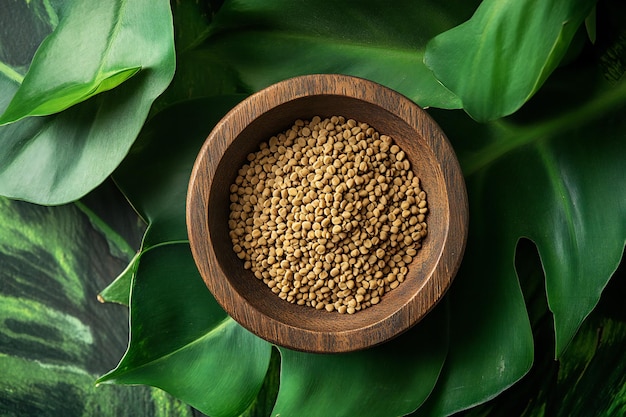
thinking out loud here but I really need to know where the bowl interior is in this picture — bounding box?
[207,94,449,336]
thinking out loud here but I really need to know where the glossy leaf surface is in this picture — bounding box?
[0,0,175,204]
[424,0,596,121]
[273,303,448,417]
[97,243,272,417]
[205,0,482,109]
[417,66,626,415]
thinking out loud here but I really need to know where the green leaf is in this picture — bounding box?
[273,301,449,417]
[417,65,626,415]
[240,347,281,417]
[0,0,167,125]
[0,66,140,125]
[461,72,626,356]
[206,0,482,109]
[412,234,534,417]
[98,243,272,417]
[424,0,596,121]
[0,0,175,204]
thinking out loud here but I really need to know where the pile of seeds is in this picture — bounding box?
[228,116,428,314]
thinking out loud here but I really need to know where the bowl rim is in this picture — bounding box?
[187,74,468,353]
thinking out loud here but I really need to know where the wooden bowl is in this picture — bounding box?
[187,74,468,353]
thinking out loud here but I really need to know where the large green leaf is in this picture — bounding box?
[97,243,272,417]
[0,0,175,204]
[0,197,194,416]
[205,0,482,109]
[416,65,626,416]
[273,302,448,417]
[424,0,596,121]
[0,0,165,124]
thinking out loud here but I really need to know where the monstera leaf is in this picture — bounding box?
[415,65,626,416]
[0,0,175,204]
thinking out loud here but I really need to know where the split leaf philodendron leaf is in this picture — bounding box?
[0,0,175,204]
[205,0,483,109]
[273,302,449,417]
[424,0,596,121]
[416,66,626,416]
[97,243,272,417]
[451,260,626,416]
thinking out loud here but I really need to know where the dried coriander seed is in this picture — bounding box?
[229,116,428,313]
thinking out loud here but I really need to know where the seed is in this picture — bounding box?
[229,115,428,314]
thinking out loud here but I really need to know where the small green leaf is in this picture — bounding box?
[98,243,272,417]
[273,301,449,417]
[206,0,482,109]
[424,0,596,121]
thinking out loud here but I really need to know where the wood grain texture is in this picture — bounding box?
[187,74,468,353]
